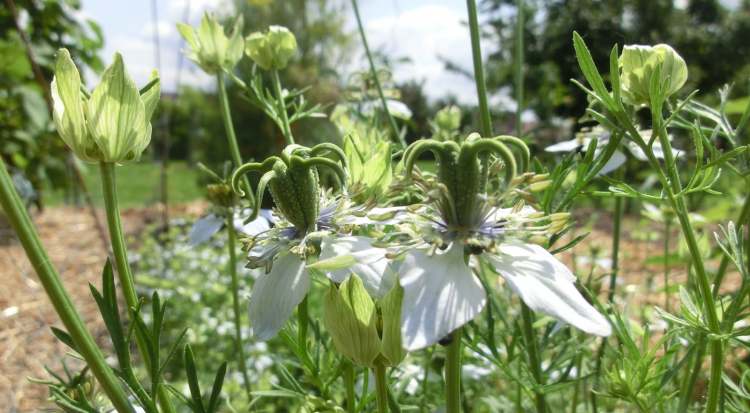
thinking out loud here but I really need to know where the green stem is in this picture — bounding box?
[664,218,671,311]
[0,159,134,413]
[445,328,463,413]
[374,361,389,413]
[344,360,356,413]
[99,162,175,413]
[271,69,295,145]
[350,0,403,147]
[216,73,255,205]
[514,0,524,139]
[227,211,252,399]
[520,304,546,413]
[466,0,492,138]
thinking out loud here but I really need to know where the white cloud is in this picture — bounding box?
[362,4,490,105]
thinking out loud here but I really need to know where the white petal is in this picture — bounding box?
[545,138,584,153]
[399,244,487,350]
[319,236,396,299]
[597,149,626,175]
[233,213,270,236]
[487,205,538,222]
[488,243,611,336]
[249,253,310,340]
[189,214,223,246]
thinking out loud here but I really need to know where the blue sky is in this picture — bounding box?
[77,0,484,104]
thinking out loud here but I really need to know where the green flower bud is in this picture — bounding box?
[344,133,392,203]
[434,105,462,131]
[324,275,381,367]
[206,183,237,207]
[245,25,298,71]
[177,13,245,74]
[51,49,160,163]
[619,44,687,106]
[379,282,405,366]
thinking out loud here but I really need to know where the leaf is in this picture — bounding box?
[183,344,205,413]
[50,327,78,352]
[207,362,228,413]
[572,32,615,110]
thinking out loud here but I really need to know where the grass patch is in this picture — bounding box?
[46,161,203,208]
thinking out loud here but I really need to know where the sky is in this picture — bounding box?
[77,0,486,105]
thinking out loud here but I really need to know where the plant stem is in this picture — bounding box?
[664,218,672,311]
[216,73,255,205]
[226,210,252,399]
[678,337,706,412]
[344,360,356,413]
[271,69,295,145]
[445,328,463,413]
[520,304,546,413]
[374,361,389,413]
[350,0,403,147]
[0,160,134,413]
[514,0,524,139]
[466,0,492,138]
[99,162,175,413]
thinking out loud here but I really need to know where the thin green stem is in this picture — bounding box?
[520,304,546,413]
[344,360,356,413]
[374,361,389,413]
[99,162,175,413]
[466,0,492,138]
[227,210,252,399]
[271,69,295,145]
[216,73,255,205]
[0,160,133,413]
[445,329,463,413]
[350,0,403,147]
[664,218,672,311]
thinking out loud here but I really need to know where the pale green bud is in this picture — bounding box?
[619,44,687,106]
[51,49,160,163]
[245,25,297,71]
[177,13,244,74]
[379,282,405,366]
[324,275,381,367]
[434,105,462,131]
[344,133,392,203]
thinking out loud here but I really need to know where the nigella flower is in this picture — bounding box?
[231,144,394,340]
[392,135,612,350]
[545,126,684,175]
[189,208,273,246]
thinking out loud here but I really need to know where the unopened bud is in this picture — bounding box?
[245,25,297,71]
[620,44,687,106]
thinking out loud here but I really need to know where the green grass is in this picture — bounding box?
[46,161,203,208]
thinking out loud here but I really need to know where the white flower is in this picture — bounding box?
[188,208,273,246]
[397,206,611,351]
[545,127,683,174]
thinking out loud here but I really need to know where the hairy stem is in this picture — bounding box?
[445,328,463,413]
[350,0,403,147]
[0,160,134,413]
[227,211,252,399]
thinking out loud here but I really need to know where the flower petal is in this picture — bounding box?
[399,243,487,350]
[597,149,626,175]
[233,213,270,236]
[249,252,310,340]
[189,214,224,246]
[318,236,396,299]
[488,243,611,336]
[545,138,585,153]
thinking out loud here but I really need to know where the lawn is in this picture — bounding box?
[46,161,203,209]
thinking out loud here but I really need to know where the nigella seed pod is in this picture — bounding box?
[51,49,160,163]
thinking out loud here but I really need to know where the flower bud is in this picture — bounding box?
[324,275,381,367]
[344,133,393,203]
[177,13,245,74]
[434,105,462,131]
[619,44,687,106]
[51,49,160,163]
[245,25,297,71]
